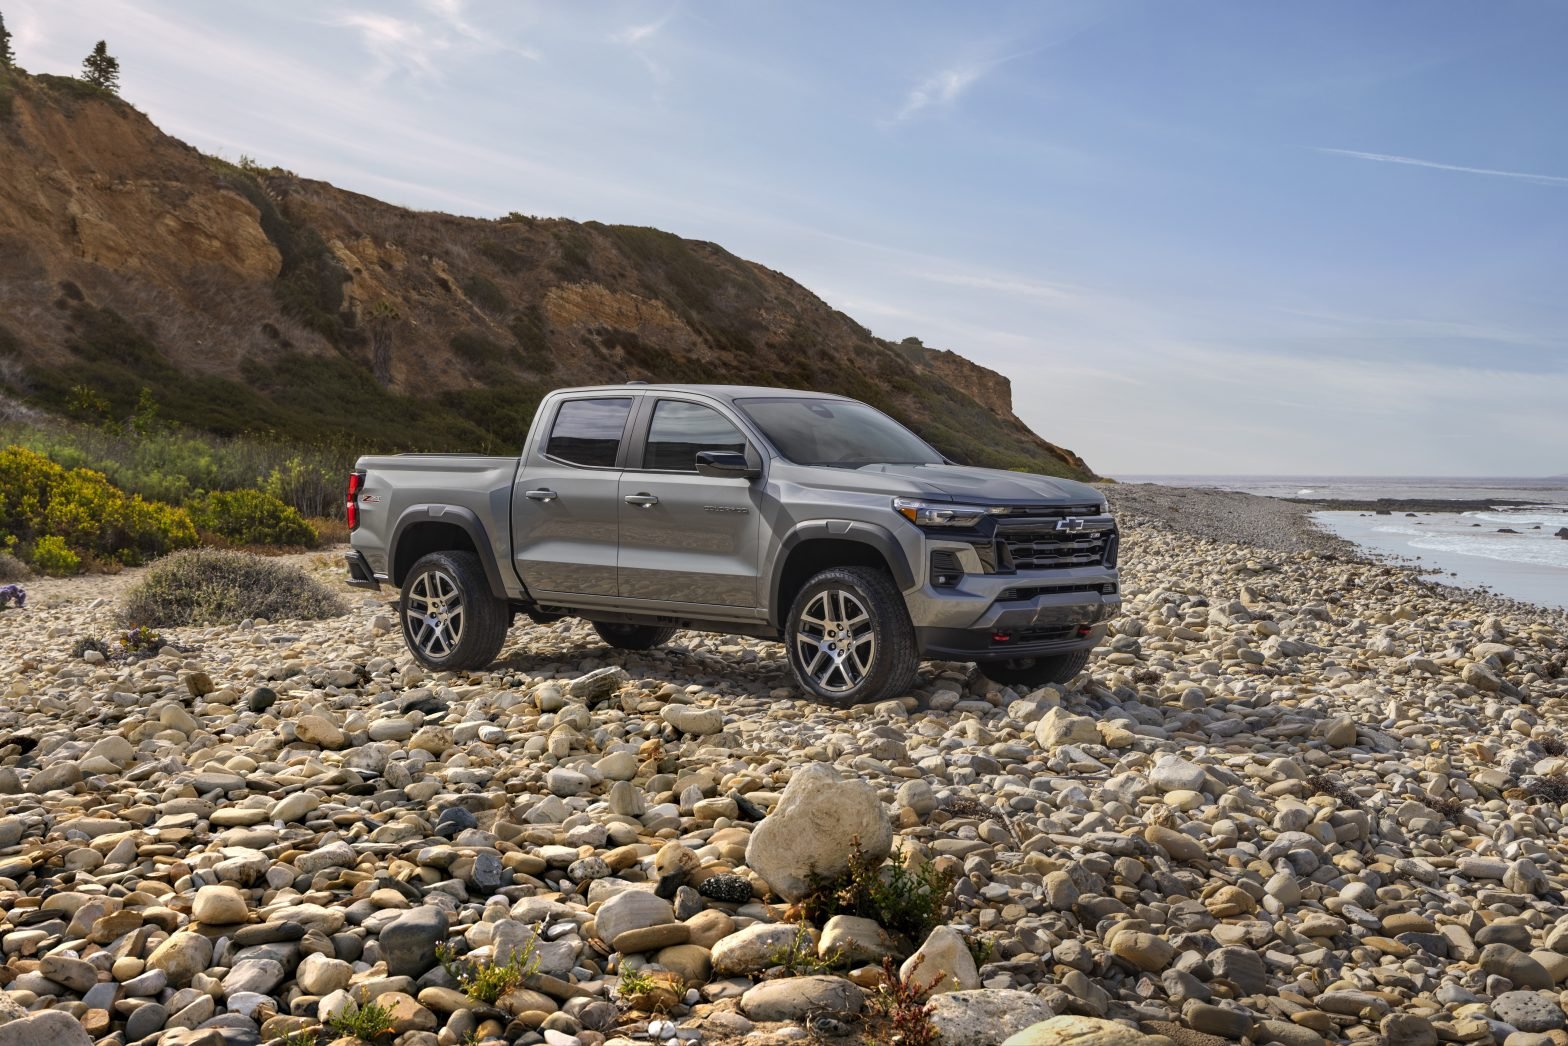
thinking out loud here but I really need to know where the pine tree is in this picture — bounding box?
[0,12,15,69]
[80,40,119,93]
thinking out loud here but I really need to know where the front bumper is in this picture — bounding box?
[905,553,1120,662]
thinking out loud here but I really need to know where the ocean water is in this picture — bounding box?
[1119,476,1568,611]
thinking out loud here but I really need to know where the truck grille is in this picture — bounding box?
[997,518,1117,571]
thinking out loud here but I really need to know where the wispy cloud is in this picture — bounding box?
[611,7,678,83]
[1317,147,1568,186]
[332,11,447,80]
[919,271,1076,304]
[613,11,674,47]
[893,49,1033,123]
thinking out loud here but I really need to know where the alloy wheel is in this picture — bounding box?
[405,568,465,660]
[794,587,877,694]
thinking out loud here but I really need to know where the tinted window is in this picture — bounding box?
[643,400,747,471]
[736,397,941,468]
[546,398,633,467]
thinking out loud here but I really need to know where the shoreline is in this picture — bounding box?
[1282,496,1543,513]
[1106,482,1568,623]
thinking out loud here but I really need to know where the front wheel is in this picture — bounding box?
[980,648,1091,689]
[592,621,677,650]
[786,566,917,707]
[400,551,510,671]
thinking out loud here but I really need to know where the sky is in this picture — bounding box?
[7,1,1567,476]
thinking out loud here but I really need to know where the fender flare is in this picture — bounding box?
[765,519,916,627]
[388,505,509,599]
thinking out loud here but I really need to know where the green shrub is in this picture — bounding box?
[30,535,80,575]
[436,941,540,1003]
[803,841,956,943]
[325,1002,394,1041]
[187,488,317,547]
[459,273,509,314]
[0,445,197,573]
[121,549,346,626]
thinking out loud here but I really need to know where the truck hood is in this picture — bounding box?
[823,463,1103,506]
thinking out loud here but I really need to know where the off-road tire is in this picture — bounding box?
[980,648,1092,688]
[786,565,917,707]
[592,621,678,650]
[399,551,510,671]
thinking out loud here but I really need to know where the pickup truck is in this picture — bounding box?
[345,384,1120,705]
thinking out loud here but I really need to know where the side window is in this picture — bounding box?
[545,398,633,468]
[643,400,747,471]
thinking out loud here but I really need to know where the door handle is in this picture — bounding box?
[624,493,659,508]
[524,489,557,502]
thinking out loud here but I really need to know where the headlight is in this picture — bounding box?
[893,497,996,527]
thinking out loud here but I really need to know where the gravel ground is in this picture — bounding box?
[1105,483,1353,557]
[2,492,1567,1046]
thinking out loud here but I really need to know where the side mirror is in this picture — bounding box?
[695,450,760,479]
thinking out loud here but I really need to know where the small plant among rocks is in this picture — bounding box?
[767,921,842,977]
[71,635,111,660]
[965,933,996,967]
[868,955,940,1046]
[615,966,681,1012]
[1306,773,1362,810]
[118,625,163,654]
[1424,791,1466,821]
[1525,773,1568,805]
[804,840,957,943]
[326,1002,394,1041]
[1538,737,1567,757]
[280,1030,320,1046]
[435,941,540,1004]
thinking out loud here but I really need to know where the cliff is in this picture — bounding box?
[0,70,1093,478]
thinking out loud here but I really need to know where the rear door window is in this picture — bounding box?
[642,399,747,471]
[545,397,633,468]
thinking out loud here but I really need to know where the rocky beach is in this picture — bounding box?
[2,486,1567,1046]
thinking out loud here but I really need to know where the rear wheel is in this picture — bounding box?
[592,621,677,650]
[786,566,917,707]
[980,648,1091,688]
[400,551,510,671]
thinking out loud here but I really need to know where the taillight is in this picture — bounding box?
[346,471,364,530]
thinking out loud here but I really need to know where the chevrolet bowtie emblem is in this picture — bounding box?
[1055,517,1086,533]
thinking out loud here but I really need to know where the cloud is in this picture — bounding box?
[919,271,1076,304]
[893,49,1033,123]
[613,11,674,47]
[1316,147,1568,187]
[332,11,446,80]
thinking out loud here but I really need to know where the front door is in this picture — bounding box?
[511,395,636,597]
[616,397,763,607]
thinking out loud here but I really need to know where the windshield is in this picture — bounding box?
[736,397,943,468]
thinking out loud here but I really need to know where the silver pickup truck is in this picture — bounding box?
[345,384,1119,705]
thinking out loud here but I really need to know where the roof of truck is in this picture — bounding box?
[554,384,845,402]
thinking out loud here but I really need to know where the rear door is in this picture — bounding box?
[616,395,764,607]
[511,394,637,597]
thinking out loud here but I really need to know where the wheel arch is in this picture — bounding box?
[389,506,509,599]
[767,521,915,628]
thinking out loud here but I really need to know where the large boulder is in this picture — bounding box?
[928,989,1062,1046]
[739,976,864,1021]
[1035,707,1099,749]
[744,763,892,902]
[0,1011,94,1046]
[902,926,981,996]
[379,905,450,977]
[1002,1015,1154,1046]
